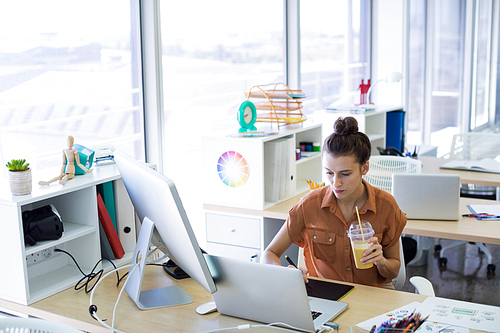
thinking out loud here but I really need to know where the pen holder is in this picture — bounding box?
[307,179,325,191]
[350,328,414,333]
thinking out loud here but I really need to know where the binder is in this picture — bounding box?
[284,136,296,198]
[264,140,280,203]
[97,192,125,259]
[97,182,117,231]
[278,139,287,200]
[112,179,137,253]
[99,222,115,260]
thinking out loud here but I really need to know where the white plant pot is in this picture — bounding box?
[8,169,32,195]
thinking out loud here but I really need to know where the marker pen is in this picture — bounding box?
[285,255,313,290]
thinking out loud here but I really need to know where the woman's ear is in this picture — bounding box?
[361,161,369,176]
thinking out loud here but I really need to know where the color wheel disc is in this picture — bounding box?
[217,151,249,187]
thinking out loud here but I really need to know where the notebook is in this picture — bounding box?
[204,254,348,332]
[392,173,460,220]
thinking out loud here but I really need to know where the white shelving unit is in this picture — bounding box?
[202,120,322,262]
[314,106,403,155]
[0,164,135,305]
[202,121,322,211]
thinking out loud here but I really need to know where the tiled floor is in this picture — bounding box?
[400,238,500,307]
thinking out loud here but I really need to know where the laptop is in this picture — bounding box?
[204,254,348,333]
[392,173,460,220]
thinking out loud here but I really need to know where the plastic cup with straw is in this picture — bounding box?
[355,206,365,244]
[348,206,374,269]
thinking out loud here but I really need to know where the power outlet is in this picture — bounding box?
[26,246,57,265]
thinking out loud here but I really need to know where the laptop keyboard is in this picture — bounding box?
[311,311,322,320]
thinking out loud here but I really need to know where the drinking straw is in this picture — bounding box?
[355,206,365,243]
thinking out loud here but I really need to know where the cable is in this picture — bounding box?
[112,263,140,331]
[86,248,168,333]
[54,248,127,293]
[196,322,314,333]
[89,262,140,333]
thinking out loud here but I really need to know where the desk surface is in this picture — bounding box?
[420,156,500,187]
[205,193,500,246]
[25,265,431,332]
[22,265,487,333]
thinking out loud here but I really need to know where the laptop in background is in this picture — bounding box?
[392,173,460,220]
[204,254,348,333]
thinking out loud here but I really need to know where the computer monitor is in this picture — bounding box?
[113,151,217,308]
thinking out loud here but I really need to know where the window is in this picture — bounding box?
[159,1,284,239]
[407,0,499,156]
[407,0,467,156]
[300,0,371,112]
[0,1,144,179]
[471,0,494,130]
[406,0,426,146]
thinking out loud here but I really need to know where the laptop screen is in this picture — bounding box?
[392,173,460,220]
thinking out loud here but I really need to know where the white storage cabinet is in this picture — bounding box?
[203,121,322,262]
[0,164,135,305]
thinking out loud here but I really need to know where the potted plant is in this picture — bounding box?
[6,159,32,195]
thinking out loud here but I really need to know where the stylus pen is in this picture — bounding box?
[478,215,500,220]
[285,255,313,290]
[462,214,494,217]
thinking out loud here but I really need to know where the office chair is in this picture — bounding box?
[408,276,435,297]
[435,133,498,273]
[362,155,422,193]
[0,317,83,333]
[391,237,406,290]
[392,236,434,295]
[362,155,428,266]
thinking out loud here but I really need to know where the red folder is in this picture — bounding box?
[97,192,125,259]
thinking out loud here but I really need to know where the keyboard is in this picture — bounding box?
[311,311,322,320]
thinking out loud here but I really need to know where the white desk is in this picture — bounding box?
[205,194,500,246]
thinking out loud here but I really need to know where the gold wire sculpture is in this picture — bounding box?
[244,83,307,129]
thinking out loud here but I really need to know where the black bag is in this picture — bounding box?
[22,205,64,246]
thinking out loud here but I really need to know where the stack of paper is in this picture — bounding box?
[467,204,500,220]
[440,158,500,174]
[356,297,500,333]
[325,104,376,113]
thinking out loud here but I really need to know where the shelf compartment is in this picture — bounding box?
[296,152,321,165]
[24,222,96,255]
[296,157,323,193]
[26,232,100,304]
[28,264,92,304]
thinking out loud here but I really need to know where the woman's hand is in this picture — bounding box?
[361,236,386,267]
[361,237,401,280]
[287,264,310,283]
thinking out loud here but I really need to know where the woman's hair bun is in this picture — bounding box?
[333,117,359,136]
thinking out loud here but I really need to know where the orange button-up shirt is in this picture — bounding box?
[287,180,407,287]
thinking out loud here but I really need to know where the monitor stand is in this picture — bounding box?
[125,217,194,310]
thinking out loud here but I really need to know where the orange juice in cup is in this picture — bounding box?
[348,221,374,269]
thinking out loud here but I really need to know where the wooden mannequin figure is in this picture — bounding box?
[38,136,92,186]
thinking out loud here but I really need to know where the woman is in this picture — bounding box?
[261,116,406,288]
